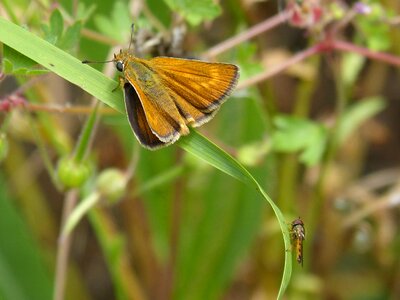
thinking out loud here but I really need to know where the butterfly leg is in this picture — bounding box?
[113,76,126,92]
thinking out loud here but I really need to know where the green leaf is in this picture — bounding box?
[58,21,82,52]
[237,139,270,166]
[236,42,264,79]
[0,173,53,300]
[76,2,97,22]
[50,9,64,41]
[271,115,328,166]
[94,0,132,43]
[147,0,172,26]
[42,9,64,45]
[355,3,391,51]
[3,45,50,75]
[40,10,82,53]
[337,96,386,144]
[0,17,124,113]
[2,58,14,74]
[162,0,221,25]
[342,53,365,87]
[179,130,252,185]
[178,130,292,299]
[41,24,54,44]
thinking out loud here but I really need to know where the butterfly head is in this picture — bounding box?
[113,49,130,73]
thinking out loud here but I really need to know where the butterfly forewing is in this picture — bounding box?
[123,58,189,143]
[148,57,239,123]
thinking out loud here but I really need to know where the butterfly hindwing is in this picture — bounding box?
[123,59,189,143]
[123,82,167,149]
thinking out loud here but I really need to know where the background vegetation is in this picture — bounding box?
[1,0,400,299]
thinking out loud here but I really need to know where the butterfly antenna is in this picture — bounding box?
[128,23,135,51]
[82,59,114,64]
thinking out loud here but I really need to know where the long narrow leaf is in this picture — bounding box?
[179,131,292,298]
[0,17,124,113]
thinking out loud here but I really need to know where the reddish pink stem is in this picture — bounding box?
[332,40,400,67]
[238,38,400,89]
[203,11,290,60]
[237,44,321,90]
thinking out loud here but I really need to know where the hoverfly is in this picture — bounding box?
[291,218,305,266]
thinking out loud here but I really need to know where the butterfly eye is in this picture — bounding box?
[116,61,124,72]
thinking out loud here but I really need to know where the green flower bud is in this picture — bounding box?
[96,169,126,204]
[57,156,90,188]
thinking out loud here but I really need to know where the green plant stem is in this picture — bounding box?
[304,56,348,270]
[73,101,100,162]
[277,154,298,213]
[277,57,319,212]
[61,192,100,237]
[29,117,62,190]
[88,207,146,300]
[53,190,79,300]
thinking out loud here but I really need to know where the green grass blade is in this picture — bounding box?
[179,130,292,299]
[0,17,124,113]
[0,173,53,300]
